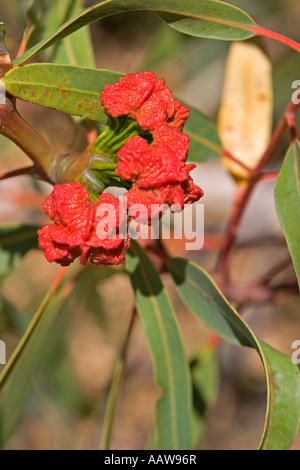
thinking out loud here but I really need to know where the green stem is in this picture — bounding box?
[108,120,137,147]
[92,117,142,160]
[100,307,137,450]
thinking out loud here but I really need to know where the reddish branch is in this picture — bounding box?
[222,149,255,175]
[0,166,35,181]
[258,257,293,287]
[216,100,300,276]
[256,26,300,54]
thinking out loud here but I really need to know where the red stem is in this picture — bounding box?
[258,257,292,288]
[216,181,253,275]
[257,26,300,53]
[0,100,90,184]
[0,166,35,181]
[217,101,300,275]
[258,172,279,182]
[222,149,255,175]
[286,104,297,141]
[0,103,57,182]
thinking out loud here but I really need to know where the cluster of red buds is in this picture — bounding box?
[38,72,203,267]
[38,183,129,267]
[102,72,203,223]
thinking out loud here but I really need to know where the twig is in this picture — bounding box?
[216,100,300,276]
[258,257,293,287]
[0,166,35,182]
[222,149,256,175]
[256,26,300,54]
[258,172,279,182]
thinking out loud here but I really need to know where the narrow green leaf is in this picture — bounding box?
[126,241,192,450]
[259,341,300,450]
[168,258,300,450]
[0,224,39,275]
[13,0,258,67]
[275,140,300,290]
[4,64,221,162]
[4,64,121,124]
[185,103,222,162]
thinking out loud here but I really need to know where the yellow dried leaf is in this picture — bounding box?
[218,42,273,180]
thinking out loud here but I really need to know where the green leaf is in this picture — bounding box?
[168,258,300,450]
[126,241,192,450]
[259,341,300,450]
[4,64,121,124]
[4,64,221,162]
[275,140,300,290]
[184,103,222,162]
[0,224,39,275]
[44,0,95,67]
[13,0,258,67]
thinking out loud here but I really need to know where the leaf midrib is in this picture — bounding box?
[5,79,103,99]
[186,130,222,153]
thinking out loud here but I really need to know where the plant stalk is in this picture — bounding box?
[0,100,57,182]
[216,100,300,275]
[257,26,300,53]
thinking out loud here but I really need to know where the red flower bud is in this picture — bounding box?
[116,136,189,187]
[116,133,203,223]
[153,126,190,160]
[168,100,190,130]
[42,182,95,247]
[101,72,157,121]
[38,225,82,266]
[38,183,130,267]
[101,72,189,131]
